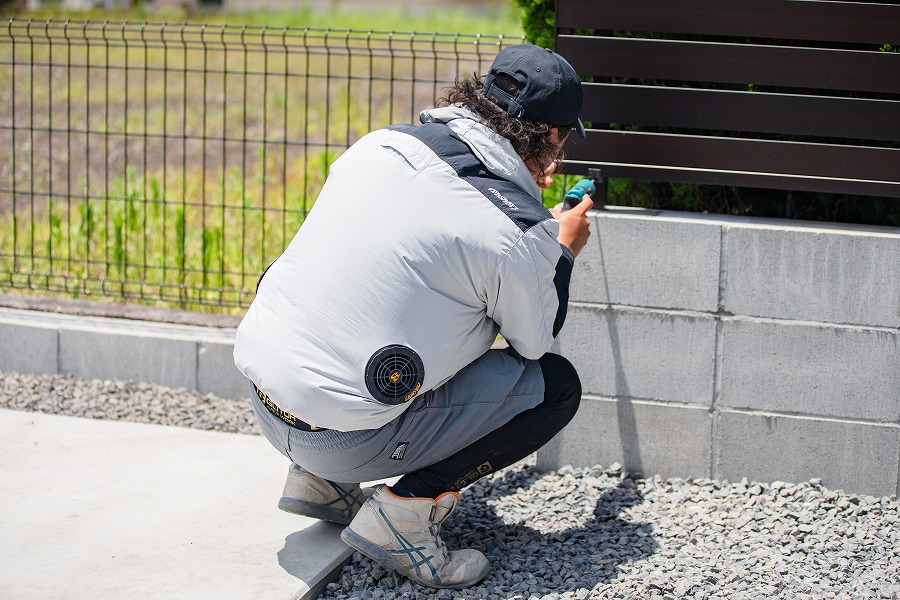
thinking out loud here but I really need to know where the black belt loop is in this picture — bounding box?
[253,385,327,432]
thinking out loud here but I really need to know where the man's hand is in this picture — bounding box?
[553,194,593,258]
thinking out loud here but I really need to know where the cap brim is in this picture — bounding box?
[574,118,586,140]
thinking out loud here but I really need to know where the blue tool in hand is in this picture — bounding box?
[563,178,596,210]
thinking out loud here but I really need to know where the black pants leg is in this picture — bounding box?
[397,353,581,498]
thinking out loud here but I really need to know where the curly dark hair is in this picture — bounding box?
[436,75,571,180]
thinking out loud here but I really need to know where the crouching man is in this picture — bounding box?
[234,43,592,589]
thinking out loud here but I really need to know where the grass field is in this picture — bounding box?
[0,5,526,312]
[8,3,522,35]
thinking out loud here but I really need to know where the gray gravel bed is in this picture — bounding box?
[325,464,899,600]
[2,370,898,600]
[0,370,260,435]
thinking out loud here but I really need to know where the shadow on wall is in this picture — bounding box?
[598,227,644,478]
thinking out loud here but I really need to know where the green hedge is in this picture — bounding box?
[511,0,556,49]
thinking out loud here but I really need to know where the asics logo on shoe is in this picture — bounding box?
[328,481,364,517]
[378,507,442,584]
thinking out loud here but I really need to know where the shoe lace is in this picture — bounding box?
[428,507,451,564]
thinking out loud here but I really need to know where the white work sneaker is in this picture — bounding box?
[340,485,490,589]
[278,464,365,526]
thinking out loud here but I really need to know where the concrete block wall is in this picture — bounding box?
[539,209,900,498]
[0,308,249,401]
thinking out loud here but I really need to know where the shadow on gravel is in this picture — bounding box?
[329,464,659,597]
[448,466,659,595]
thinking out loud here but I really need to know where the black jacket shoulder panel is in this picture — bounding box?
[387,123,551,233]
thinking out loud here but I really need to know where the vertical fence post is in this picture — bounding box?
[260,25,269,278]
[200,23,208,294]
[8,19,17,280]
[45,20,54,286]
[323,28,332,177]
[101,19,110,295]
[140,21,149,298]
[280,26,289,254]
[301,27,310,215]
[26,19,34,287]
[64,20,73,287]
[159,21,169,301]
[178,22,188,304]
[219,24,228,305]
[81,21,92,293]
[344,29,352,149]
[239,24,248,296]
[120,20,130,297]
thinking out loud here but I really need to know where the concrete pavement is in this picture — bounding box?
[0,409,353,600]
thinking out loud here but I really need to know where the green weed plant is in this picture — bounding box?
[1,149,333,313]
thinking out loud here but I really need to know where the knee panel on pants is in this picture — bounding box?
[538,352,582,419]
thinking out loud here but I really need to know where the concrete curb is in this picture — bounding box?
[0,306,248,400]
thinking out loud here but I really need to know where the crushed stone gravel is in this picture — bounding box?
[2,370,898,600]
[1,370,260,435]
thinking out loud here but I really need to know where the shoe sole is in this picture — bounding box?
[340,527,489,589]
[278,497,355,526]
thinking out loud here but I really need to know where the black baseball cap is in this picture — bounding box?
[483,43,586,139]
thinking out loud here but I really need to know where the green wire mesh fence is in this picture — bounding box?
[0,19,523,311]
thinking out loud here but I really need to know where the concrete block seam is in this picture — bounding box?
[568,301,717,320]
[570,296,900,335]
[719,313,900,335]
[711,224,727,479]
[897,446,900,500]
[55,326,61,375]
[193,340,201,394]
[717,223,727,314]
[582,393,714,412]
[710,319,725,479]
[718,406,900,429]
[568,303,900,335]
[720,402,899,427]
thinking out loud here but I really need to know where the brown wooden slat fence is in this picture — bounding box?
[556,0,900,199]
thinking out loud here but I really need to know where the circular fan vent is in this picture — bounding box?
[364,345,425,405]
